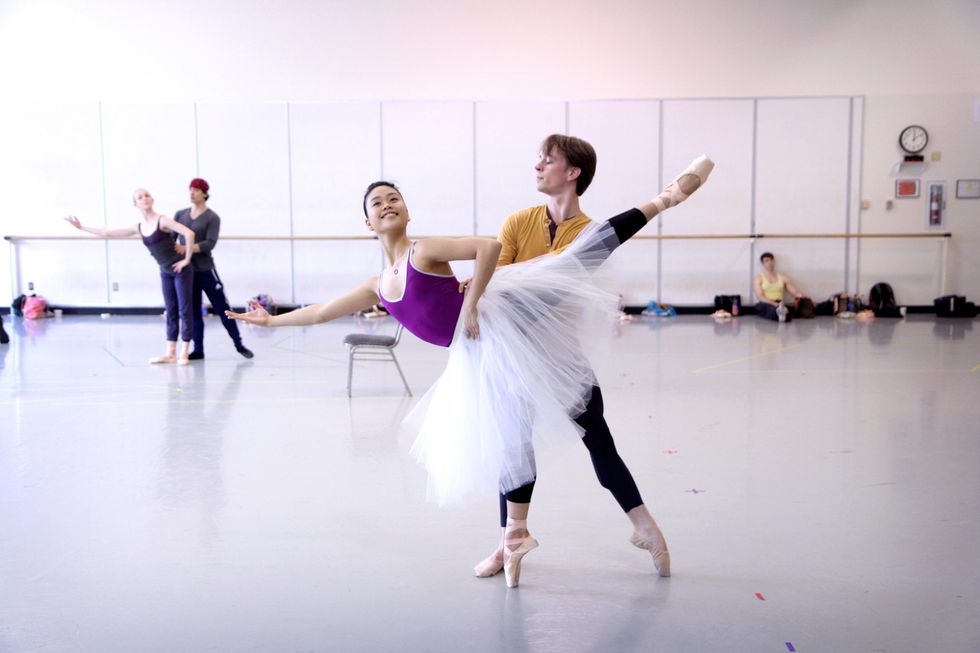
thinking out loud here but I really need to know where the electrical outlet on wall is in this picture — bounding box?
[112,282,119,291]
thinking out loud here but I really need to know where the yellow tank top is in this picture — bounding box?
[758,272,786,301]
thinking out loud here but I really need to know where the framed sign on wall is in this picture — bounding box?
[955,179,980,199]
[895,179,919,198]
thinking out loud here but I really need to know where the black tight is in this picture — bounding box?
[498,386,643,526]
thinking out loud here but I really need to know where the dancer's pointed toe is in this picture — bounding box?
[630,527,671,577]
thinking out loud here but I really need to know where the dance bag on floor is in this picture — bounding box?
[714,295,741,314]
[22,295,48,319]
[934,295,978,318]
[793,297,816,319]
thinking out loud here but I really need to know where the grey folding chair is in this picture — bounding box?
[343,323,412,397]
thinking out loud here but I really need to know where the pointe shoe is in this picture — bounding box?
[502,520,539,588]
[652,154,715,214]
[177,356,190,366]
[473,552,504,578]
[630,527,671,577]
[149,355,176,364]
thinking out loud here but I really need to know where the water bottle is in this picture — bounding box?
[731,296,740,316]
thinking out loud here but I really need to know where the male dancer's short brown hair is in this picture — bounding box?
[541,134,597,197]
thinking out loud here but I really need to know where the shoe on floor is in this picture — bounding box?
[188,351,205,360]
[236,345,254,359]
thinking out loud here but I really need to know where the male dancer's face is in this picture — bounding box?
[534,147,578,197]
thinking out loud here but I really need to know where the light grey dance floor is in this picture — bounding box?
[1,313,978,653]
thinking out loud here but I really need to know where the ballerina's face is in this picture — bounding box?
[133,188,155,211]
[364,185,410,234]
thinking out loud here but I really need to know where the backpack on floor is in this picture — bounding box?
[713,295,742,315]
[793,297,816,319]
[12,294,26,317]
[934,295,978,318]
[869,283,897,311]
[22,294,48,319]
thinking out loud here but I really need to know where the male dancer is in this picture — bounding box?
[174,178,254,360]
[472,134,672,578]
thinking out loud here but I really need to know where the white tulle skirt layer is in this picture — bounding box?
[404,222,623,505]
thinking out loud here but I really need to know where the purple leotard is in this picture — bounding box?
[379,246,465,347]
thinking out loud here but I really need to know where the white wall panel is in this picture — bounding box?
[289,102,382,237]
[662,99,754,236]
[474,102,566,236]
[196,104,291,236]
[100,103,197,220]
[568,101,660,223]
[18,241,108,306]
[599,241,659,305]
[0,245,10,306]
[0,103,103,236]
[661,239,755,305]
[381,102,474,237]
[0,102,105,302]
[293,241,382,305]
[756,98,851,233]
[106,240,167,307]
[859,239,945,305]
[99,103,199,306]
[207,242,292,308]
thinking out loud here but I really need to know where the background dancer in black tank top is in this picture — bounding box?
[65,188,196,365]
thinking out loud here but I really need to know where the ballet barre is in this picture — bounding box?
[3,232,953,241]
[4,231,954,301]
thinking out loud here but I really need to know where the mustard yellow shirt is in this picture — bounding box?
[758,272,787,301]
[496,205,593,266]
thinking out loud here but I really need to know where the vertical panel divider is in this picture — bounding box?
[287,104,296,305]
[378,103,386,274]
[193,103,200,176]
[98,102,111,304]
[656,100,664,304]
[472,102,478,236]
[748,98,759,301]
[851,97,864,296]
[844,97,853,293]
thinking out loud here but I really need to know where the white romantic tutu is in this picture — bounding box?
[404,221,624,504]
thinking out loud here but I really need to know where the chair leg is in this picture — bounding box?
[347,347,355,397]
[390,351,412,397]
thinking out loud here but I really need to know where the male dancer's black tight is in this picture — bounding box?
[499,208,649,526]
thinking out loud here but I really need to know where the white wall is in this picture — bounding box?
[0,98,867,306]
[2,1,977,101]
[1,0,978,308]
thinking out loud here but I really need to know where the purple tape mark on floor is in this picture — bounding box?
[785,642,796,652]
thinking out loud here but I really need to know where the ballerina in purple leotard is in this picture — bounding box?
[227,157,713,586]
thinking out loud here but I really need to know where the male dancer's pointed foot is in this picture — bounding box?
[473,550,504,578]
[630,525,671,577]
[236,344,254,359]
[502,519,539,588]
[652,154,715,214]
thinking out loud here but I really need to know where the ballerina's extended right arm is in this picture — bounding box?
[225,278,381,328]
